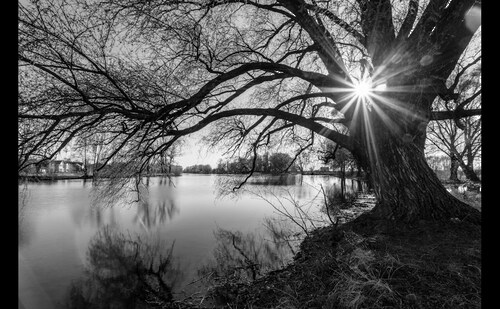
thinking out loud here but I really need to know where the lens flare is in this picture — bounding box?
[354,80,372,98]
[374,83,387,91]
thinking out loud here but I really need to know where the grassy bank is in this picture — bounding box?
[213,215,481,308]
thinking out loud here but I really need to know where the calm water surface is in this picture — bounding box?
[18,174,363,308]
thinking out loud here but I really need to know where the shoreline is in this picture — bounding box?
[18,172,366,182]
[19,174,93,181]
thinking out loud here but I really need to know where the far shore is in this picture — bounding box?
[19,171,366,182]
[19,173,94,181]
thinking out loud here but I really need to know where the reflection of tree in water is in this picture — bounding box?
[246,174,298,186]
[214,174,301,202]
[65,226,183,309]
[90,173,139,209]
[89,176,179,229]
[18,181,33,247]
[199,180,368,300]
[133,192,178,230]
[199,221,298,287]
[205,179,335,288]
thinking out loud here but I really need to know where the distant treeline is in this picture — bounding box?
[184,152,298,174]
[183,164,212,174]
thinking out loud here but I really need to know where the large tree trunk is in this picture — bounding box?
[349,106,480,224]
[368,140,479,223]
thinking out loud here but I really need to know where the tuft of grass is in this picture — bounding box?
[324,185,357,210]
[325,231,400,309]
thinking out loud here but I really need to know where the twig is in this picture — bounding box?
[320,184,337,226]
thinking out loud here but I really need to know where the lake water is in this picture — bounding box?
[18,174,364,308]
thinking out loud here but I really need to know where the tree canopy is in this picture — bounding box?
[18,0,481,223]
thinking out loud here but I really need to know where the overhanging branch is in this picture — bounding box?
[430,108,481,121]
[166,108,353,150]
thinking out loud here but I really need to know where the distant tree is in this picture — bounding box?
[268,153,294,174]
[236,157,252,173]
[160,140,183,174]
[213,159,228,174]
[81,143,89,177]
[216,153,278,174]
[213,155,269,174]
[202,164,213,174]
[222,157,248,174]
[169,165,183,176]
[293,148,315,175]
[254,155,265,173]
[262,153,270,174]
[184,164,212,174]
[73,134,108,176]
[427,58,481,182]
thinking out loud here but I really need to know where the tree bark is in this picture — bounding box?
[340,165,346,202]
[459,160,481,182]
[366,139,479,223]
[350,108,480,224]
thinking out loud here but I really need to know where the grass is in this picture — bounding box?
[213,216,481,309]
[323,185,358,210]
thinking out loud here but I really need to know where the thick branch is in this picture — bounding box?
[430,108,481,121]
[303,3,366,46]
[157,62,336,118]
[449,55,481,93]
[358,0,396,66]
[166,108,353,150]
[277,0,351,79]
[396,0,419,40]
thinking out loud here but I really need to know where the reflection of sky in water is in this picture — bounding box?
[18,175,363,308]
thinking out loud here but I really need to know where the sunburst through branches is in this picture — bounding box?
[347,76,388,113]
[353,79,372,99]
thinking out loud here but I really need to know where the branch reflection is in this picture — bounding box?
[89,177,179,230]
[65,226,183,308]
[199,221,298,286]
[133,195,178,230]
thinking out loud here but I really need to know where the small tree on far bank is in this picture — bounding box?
[183,164,212,174]
[269,153,295,175]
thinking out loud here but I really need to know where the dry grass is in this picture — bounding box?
[220,218,481,309]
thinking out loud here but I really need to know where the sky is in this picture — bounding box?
[176,138,220,168]
[56,134,222,168]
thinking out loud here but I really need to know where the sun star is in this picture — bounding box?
[354,80,372,99]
